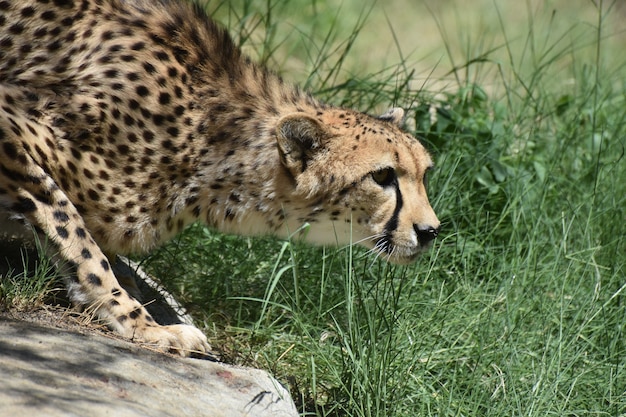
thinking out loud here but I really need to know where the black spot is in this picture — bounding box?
[143,130,154,141]
[123,102,139,114]
[53,210,70,222]
[75,227,87,238]
[154,50,169,61]
[101,30,114,41]
[111,288,122,296]
[53,0,75,8]
[87,189,100,201]
[86,273,102,286]
[9,23,25,35]
[2,142,18,159]
[56,226,69,239]
[12,197,37,214]
[20,6,36,17]
[47,40,63,51]
[131,41,145,50]
[123,114,135,127]
[0,37,12,48]
[83,168,94,180]
[158,92,171,105]
[101,259,110,271]
[152,114,165,125]
[104,158,118,169]
[81,248,92,259]
[166,126,179,137]
[142,62,156,74]
[172,46,188,64]
[129,308,141,319]
[70,147,82,160]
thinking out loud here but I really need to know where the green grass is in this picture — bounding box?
[2,0,624,415]
[0,237,64,311]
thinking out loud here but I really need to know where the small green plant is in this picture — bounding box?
[0,239,62,311]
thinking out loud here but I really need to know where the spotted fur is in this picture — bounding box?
[0,0,439,355]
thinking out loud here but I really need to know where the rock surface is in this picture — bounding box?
[0,219,298,416]
[0,314,298,417]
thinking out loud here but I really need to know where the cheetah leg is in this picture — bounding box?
[0,120,209,357]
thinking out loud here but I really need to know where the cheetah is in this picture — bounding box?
[0,0,440,356]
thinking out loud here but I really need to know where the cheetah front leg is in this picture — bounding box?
[0,123,209,357]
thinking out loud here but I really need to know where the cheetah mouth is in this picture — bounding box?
[373,236,425,265]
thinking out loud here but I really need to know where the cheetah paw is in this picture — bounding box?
[133,324,211,357]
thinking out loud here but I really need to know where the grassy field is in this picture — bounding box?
[2,0,625,416]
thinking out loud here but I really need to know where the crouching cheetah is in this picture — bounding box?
[0,0,440,356]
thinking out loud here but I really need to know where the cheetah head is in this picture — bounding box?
[276,108,440,264]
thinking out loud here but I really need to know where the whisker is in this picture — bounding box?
[351,233,384,247]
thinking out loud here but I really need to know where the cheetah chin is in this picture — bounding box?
[0,0,440,356]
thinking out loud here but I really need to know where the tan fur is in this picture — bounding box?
[0,0,439,355]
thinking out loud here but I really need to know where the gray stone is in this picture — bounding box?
[0,215,298,416]
[0,316,298,417]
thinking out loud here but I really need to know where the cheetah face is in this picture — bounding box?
[276,108,440,264]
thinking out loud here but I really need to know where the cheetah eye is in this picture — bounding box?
[371,167,396,187]
[423,166,433,190]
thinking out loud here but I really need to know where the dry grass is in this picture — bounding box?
[229,0,626,94]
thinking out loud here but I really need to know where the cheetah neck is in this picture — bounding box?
[173,66,331,243]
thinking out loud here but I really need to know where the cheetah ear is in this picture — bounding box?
[378,107,405,126]
[276,113,329,174]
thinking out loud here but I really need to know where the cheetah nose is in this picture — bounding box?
[415,224,440,246]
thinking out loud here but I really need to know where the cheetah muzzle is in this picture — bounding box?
[0,0,440,356]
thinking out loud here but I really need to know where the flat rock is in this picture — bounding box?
[0,315,298,417]
[0,221,298,416]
